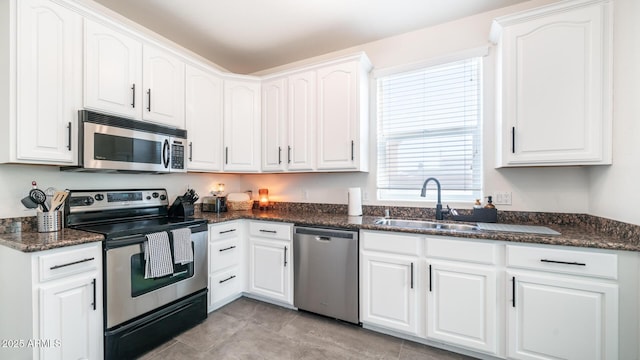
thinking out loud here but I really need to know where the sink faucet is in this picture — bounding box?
[420,177,449,220]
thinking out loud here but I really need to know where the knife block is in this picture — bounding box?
[168,197,194,218]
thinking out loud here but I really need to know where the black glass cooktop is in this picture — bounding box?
[73,217,207,239]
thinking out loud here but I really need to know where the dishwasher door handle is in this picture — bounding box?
[314,236,331,242]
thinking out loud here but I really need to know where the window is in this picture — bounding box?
[376,56,482,202]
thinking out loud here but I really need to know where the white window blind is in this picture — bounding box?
[376,57,482,202]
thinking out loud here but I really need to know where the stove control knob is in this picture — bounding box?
[159,194,167,201]
[146,196,151,200]
[94,194,104,201]
[84,197,95,206]
[152,192,159,198]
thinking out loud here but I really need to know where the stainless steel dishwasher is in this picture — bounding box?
[293,226,359,324]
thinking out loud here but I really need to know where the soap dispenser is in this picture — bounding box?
[484,196,495,209]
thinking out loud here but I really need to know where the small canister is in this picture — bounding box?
[37,211,62,232]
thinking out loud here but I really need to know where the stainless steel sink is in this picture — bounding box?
[374,218,478,232]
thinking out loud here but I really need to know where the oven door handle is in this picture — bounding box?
[106,233,150,249]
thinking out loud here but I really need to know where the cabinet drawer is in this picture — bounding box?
[507,245,617,279]
[39,244,100,282]
[361,231,420,256]
[209,268,242,305]
[209,222,241,241]
[249,221,292,241]
[425,236,497,265]
[209,238,240,273]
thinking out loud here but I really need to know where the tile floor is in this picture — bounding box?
[139,297,478,360]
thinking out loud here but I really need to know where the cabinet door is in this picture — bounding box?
[496,2,611,166]
[84,19,142,119]
[248,238,291,304]
[261,77,287,172]
[317,61,358,170]
[16,0,81,164]
[186,65,223,171]
[427,260,497,355]
[361,253,418,335]
[142,45,185,128]
[507,271,618,360]
[39,275,101,360]
[223,79,261,172]
[209,267,242,312]
[288,71,316,171]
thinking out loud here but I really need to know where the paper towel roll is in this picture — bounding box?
[348,187,363,216]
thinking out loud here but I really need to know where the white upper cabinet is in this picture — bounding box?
[261,77,288,171]
[186,64,223,172]
[142,45,185,129]
[85,21,185,129]
[287,71,316,171]
[491,0,612,167]
[12,0,82,165]
[84,19,142,119]
[316,56,371,171]
[223,78,261,172]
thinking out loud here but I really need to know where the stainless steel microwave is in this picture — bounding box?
[62,110,187,173]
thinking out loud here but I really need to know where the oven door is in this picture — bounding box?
[84,121,171,173]
[104,229,207,329]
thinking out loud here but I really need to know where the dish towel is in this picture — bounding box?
[171,227,193,265]
[144,231,174,279]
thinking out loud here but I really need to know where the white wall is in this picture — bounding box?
[588,0,640,225]
[0,164,242,219]
[244,0,592,214]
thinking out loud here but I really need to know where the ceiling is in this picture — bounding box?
[92,0,531,74]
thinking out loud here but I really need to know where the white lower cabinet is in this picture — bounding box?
[0,242,103,360]
[247,221,293,305]
[361,253,419,335]
[208,221,244,311]
[360,231,420,336]
[427,260,497,354]
[360,231,629,360]
[506,244,619,360]
[426,236,499,355]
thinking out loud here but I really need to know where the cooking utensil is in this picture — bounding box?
[21,196,38,209]
[50,190,69,212]
[29,181,48,212]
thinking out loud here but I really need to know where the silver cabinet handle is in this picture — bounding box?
[189,142,193,162]
[512,276,516,308]
[219,229,236,234]
[219,246,236,252]
[428,264,432,292]
[131,84,136,108]
[66,122,72,151]
[259,229,277,234]
[146,89,151,111]
[278,146,282,164]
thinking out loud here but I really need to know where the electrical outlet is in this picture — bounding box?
[494,191,512,205]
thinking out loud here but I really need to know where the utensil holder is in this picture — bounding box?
[37,211,62,232]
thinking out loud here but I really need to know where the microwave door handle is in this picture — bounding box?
[162,139,170,169]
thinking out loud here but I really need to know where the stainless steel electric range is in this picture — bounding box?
[65,188,208,360]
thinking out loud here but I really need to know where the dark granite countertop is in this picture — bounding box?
[0,228,104,253]
[2,207,638,253]
[199,210,640,252]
